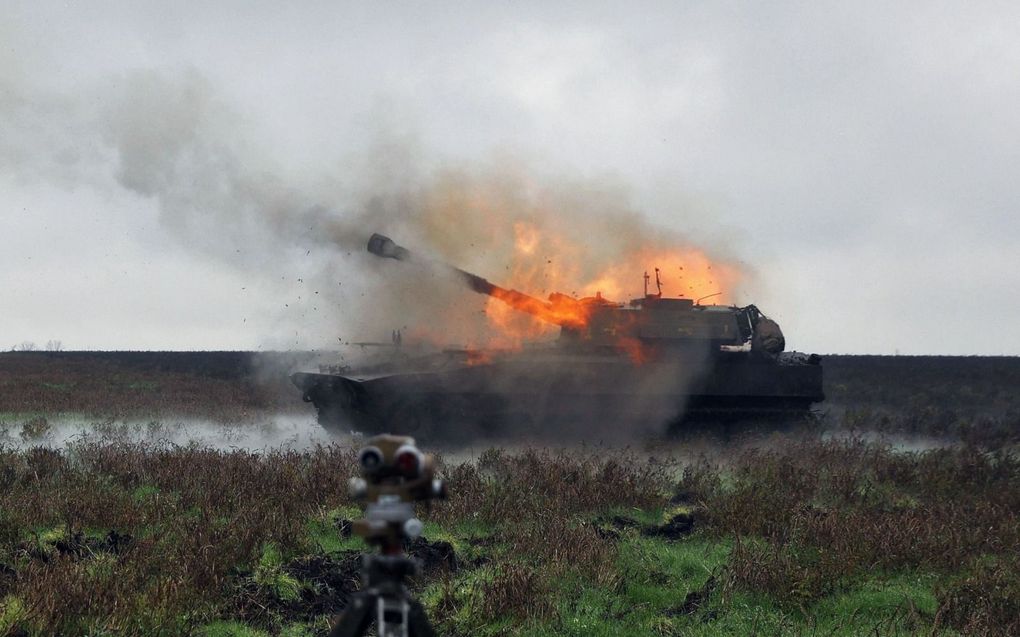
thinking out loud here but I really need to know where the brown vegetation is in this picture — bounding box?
[0,352,303,420]
[677,440,1019,634]
[1,352,1019,635]
[1,437,1016,635]
[0,442,356,634]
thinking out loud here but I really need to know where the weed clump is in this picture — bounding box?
[18,418,50,443]
[935,556,1020,636]
[675,439,1020,635]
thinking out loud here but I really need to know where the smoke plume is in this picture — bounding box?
[2,66,748,350]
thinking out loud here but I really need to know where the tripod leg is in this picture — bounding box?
[329,590,376,637]
[406,598,437,637]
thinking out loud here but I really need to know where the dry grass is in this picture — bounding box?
[0,442,356,635]
[675,439,1019,634]
[2,352,1019,635]
[0,352,302,420]
[2,437,1016,635]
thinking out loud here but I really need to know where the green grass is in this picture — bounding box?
[422,517,496,563]
[202,621,270,637]
[603,505,667,526]
[0,597,27,636]
[254,544,305,603]
[0,438,1015,636]
[514,571,951,637]
[131,484,160,502]
[813,572,940,618]
[416,518,967,637]
[305,505,365,554]
[421,566,499,634]
[615,537,726,613]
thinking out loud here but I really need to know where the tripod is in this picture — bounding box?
[329,552,436,637]
[332,434,445,637]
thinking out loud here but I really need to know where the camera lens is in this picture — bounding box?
[394,445,423,478]
[358,446,384,473]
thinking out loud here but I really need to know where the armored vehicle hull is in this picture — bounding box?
[293,233,824,436]
[293,348,823,436]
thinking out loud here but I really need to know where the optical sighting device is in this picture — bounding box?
[329,434,445,637]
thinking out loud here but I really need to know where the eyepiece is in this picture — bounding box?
[394,445,424,478]
[358,446,384,474]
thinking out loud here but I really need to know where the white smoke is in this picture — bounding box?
[1,65,750,350]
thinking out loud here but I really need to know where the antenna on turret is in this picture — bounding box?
[643,271,650,298]
[654,268,663,298]
[695,292,722,305]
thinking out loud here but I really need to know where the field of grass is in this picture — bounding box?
[0,352,1018,636]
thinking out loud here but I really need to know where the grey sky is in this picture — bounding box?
[2,1,1018,354]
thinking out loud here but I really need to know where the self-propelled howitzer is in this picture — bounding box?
[292,234,824,437]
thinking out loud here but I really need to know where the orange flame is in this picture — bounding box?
[414,175,744,354]
[479,223,742,350]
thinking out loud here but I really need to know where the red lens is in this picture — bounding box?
[395,448,421,477]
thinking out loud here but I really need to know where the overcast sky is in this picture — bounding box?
[2,1,1018,355]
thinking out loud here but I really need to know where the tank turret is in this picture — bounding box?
[368,233,785,356]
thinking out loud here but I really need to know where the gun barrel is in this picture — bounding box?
[366,233,586,327]
[367,233,411,261]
